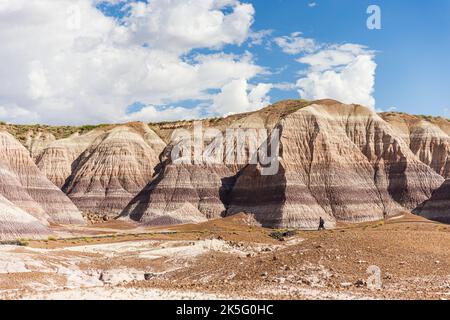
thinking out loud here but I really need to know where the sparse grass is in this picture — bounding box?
[0,123,109,143]
[2,99,450,147]
[77,124,109,135]
[269,229,297,241]
[47,236,57,241]
[17,239,30,246]
[0,239,29,246]
[380,111,450,122]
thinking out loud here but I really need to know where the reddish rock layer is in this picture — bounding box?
[63,124,165,218]
[0,131,84,226]
[227,103,444,229]
[0,195,49,240]
[381,113,450,178]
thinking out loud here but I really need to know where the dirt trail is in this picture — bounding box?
[1,214,450,300]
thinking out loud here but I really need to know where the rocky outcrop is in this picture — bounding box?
[0,131,84,226]
[121,101,446,228]
[381,113,450,178]
[63,123,166,218]
[36,130,106,188]
[226,102,444,229]
[0,195,49,240]
[24,131,56,160]
[120,111,277,225]
[120,162,236,225]
[3,100,450,230]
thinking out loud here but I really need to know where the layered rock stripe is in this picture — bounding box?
[3,100,450,233]
[0,194,50,240]
[62,123,166,218]
[381,113,450,179]
[120,110,281,225]
[227,103,444,228]
[0,131,84,239]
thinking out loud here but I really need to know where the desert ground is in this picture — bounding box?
[1,213,449,300]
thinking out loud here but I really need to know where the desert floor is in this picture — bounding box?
[1,214,450,300]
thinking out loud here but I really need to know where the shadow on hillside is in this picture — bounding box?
[413,179,450,224]
[118,149,170,221]
[223,163,287,228]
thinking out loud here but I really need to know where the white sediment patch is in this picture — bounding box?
[0,238,252,299]
[16,287,239,300]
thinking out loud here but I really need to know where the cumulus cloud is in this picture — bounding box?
[296,44,377,108]
[123,0,255,54]
[123,105,204,123]
[0,0,264,124]
[247,29,273,48]
[212,79,272,116]
[1,0,378,125]
[274,32,318,55]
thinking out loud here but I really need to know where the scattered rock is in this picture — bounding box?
[383,273,393,280]
[269,230,297,241]
[354,280,366,288]
[144,273,156,281]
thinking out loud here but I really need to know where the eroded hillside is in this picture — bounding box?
[1,99,450,233]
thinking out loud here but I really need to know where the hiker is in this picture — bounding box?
[318,217,325,230]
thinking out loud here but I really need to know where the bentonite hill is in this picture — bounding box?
[1,99,450,238]
[2,100,450,300]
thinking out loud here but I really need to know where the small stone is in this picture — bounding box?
[356,260,367,264]
[354,279,366,288]
[144,273,155,281]
[277,277,286,284]
[301,278,312,286]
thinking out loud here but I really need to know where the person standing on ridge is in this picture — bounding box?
[318,217,325,230]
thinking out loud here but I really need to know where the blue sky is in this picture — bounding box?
[1,0,449,125]
[245,0,450,116]
[104,0,450,117]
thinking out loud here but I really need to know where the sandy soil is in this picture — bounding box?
[1,214,450,300]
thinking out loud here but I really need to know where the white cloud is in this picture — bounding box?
[248,29,273,48]
[297,43,373,72]
[212,79,272,116]
[0,104,39,124]
[296,44,377,108]
[274,32,318,55]
[0,0,264,125]
[123,105,204,123]
[376,106,397,113]
[308,2,317,8]
[124,0,255,54]
[272,82,297,91]
[1,0,379,125]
